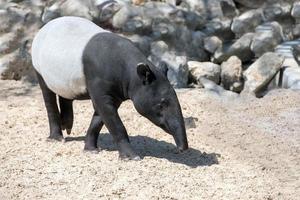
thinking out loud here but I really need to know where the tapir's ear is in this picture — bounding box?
[158,61,168,77]
[137,63,156,85]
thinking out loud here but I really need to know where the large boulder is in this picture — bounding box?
[251,22,284,57]
[204,36,222,54]
[243,52,284,95]
[188,61,221,87]
[263,3,292,22]
[213,33,254,63]
[220,56,243,92]
[231,9,263,37]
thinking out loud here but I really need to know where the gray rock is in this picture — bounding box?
[275,40,300,68]
[126,34,151,56]
[293,24,300,38]
[233,0,265,9]
[183,0,237,19]
[202,18,234,41]
[213,33,254,63]
[243,52,284,95]
[282,67,300,90]
[0,32,19,55]
[204,36,222,54]
[231,9,263,37]
[291,2,300,18]
[160,52,189,88]
[251,22,284,57]
[112,4,139,29]
[221,56,243,92]
[42,0,100,23]
[263,3,292,21]
[151,40,169,56]
[199,77,239,99]
[96,0,122,22]
[188,61,221,87]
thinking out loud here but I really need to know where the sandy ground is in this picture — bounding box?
[0,80,299,200]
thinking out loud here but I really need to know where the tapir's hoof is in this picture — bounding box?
[83,146,101,154]
[47,135,65,142]
[119,154,141,161]
[66,129,72,135]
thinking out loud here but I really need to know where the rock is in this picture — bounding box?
[231,9,263,37]
[233,0,265,9]
[291,2,300,18]
[126,34,151,56]
[112,4,140,29]
[251,22,284,57]
[275,40,300,68]
[161,52,189,88]
[204,36,222,54]
[183,0,237,19]
[96,0,122,23]
[42,0,100,23]
[0,46,32,81]
[263,3,292,22]
[188,61,221,87]
[150,40,169,57]
[132,0,144,5]
[202,18,234,41]
[221,56,243,92]
[243,52,284,95]
[199,77,239,99]
[293,24,300,38]
[282,67,300,90]
[213,33,254,63]
[0,32,20,55]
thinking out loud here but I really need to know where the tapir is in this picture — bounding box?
[31,16,188,160]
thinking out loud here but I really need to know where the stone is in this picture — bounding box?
[0,32,20,55]
[204,36,222,54]
[126,34,151,56]
[291,2,300,18]
[183,0,237,19]
[199,77,239,99]
[160,52,189,88]
[112,5,139,29]
[221,56,243,92]
[233,0,265,9]
[282,67,300,90]
[150,41,169,57]
[96,0,122,22]
[251,22,284,57]
[263,3,292,21]
[202,18,234,41]
[213,33,254,63]
[275,40,300,68]
[243,52,284,95]
[231,9,263,37]
[188,61,221,87]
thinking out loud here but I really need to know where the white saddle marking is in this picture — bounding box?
[32,16,108,99]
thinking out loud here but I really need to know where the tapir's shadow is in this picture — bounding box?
[65,133,220,168]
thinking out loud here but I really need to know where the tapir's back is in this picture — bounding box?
[32,16,107,99]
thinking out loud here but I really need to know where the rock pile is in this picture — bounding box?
[0,0,300,97]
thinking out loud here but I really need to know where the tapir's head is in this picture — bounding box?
[132,62,188,152]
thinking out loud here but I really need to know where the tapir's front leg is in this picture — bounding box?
[91,95,141,161]
[84,111,103,152]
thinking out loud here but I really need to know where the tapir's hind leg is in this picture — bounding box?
[36,71,64,141]
[84,111,104,152]
[59,97,73,135]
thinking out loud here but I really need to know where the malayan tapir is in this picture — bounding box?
[31,16,188,160]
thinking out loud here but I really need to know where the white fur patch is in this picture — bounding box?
[32,16,108,99]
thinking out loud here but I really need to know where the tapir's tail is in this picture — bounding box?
[58,97,74,135]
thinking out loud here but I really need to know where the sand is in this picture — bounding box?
[0,80,299,200]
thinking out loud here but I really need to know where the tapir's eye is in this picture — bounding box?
[158,98,169,110]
